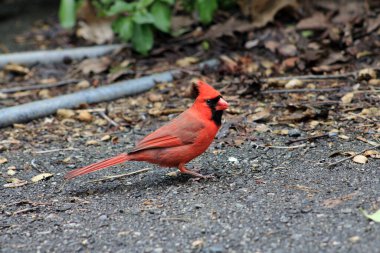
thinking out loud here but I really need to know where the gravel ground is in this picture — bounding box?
[1,133,380,253]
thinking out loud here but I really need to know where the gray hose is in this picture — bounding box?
[0,59,220,128]
[0,44,123,67]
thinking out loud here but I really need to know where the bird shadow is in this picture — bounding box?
[62,170,213,198]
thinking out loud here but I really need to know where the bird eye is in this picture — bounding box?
[206,99,212,104]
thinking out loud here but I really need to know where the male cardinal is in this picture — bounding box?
[64,80,229,180]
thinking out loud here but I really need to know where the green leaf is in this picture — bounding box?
[160,0,175,4]
[59,0,76,29]
[132,23,154,55]
[360,208,380,222]
[196,0,217,24]
[137,0,155,9]
[133,11,155,24]
[113,17,133,42]
[107,1,135,16]
[151,1,171,32]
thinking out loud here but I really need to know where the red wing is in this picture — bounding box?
[129,111,205,154]
[130,135,184,153]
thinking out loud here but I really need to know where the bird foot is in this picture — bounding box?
[178,164,215,180]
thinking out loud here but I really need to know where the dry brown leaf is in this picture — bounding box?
[0,157,8,164]
[248,107,271,122]
[200,17,254,40]
[31,173,54,183]
[360,107,380,117]
[237,0,298,27]
[171,15,194,32]
[4,178,28,188]
[296,12,329,30]
[176,57,199,67]
[285,79,303,89]
[322,192,357,208]
[77,110,92,122]
[76,80,91,89]
[4,63,30,74]
[358,68,377,80]
[352,155,368,164]
[86,140,99,146]
[101,135,111,141]
[191,239,204,249]
[76,19,114,44]
[78,57,111,75]
[57,109,76,119]
[341,92,354,104]
[364,150,380,159]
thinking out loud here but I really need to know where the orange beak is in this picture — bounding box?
[215,97,229,111]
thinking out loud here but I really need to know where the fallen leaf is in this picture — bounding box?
[7,169,16,176]
[0,157,8,164]
[360,107,380,117]
[77,110,92,122]
[76,80,91,89]
[199,17,254,40]
[352,155,368,164]
[254,123,270,133]
[101,135,111,141]
[86,140,99,146]
[296,12,329,30]
[4,178,28,188]
[368,79,380,86]
[176,57,199,67]
[358,68,377,80]
[361,208,380,222]
[31,173,54,183]
[285,79,303,89]
[341,92,354,104]
[77,19,114,44]
[364,150,380,159]
[38,89,51,98]
[237,0,298,28]
[4,63,30,74]
[192,239,204,249]
[57,109,76,119]
[78,57,111,75]
[322,192,357,208]
[278,44,297,57]
[348,236,361,243]
[248,107,271,122]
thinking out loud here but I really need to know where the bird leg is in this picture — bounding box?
[178,163,214,179]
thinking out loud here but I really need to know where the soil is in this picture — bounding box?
[1,1,380,253]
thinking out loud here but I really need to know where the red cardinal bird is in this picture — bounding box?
[64,80,229,180]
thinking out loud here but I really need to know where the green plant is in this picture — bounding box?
[59,0,236,55]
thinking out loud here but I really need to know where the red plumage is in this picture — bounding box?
[64,80,229,180]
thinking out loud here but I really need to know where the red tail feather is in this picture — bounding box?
[64,153,130,180]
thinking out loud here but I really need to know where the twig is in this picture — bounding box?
[327,144,380,168]
[98,111,119,127]
[33,147,79,154]
[257,144,307,149]
[286,133,336,145]
[0,79,79,94]
[263,72,356,82]
[12,207,39,215]
[30,159,43,173]
[261,88,341,94]
[85,168,151,184]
